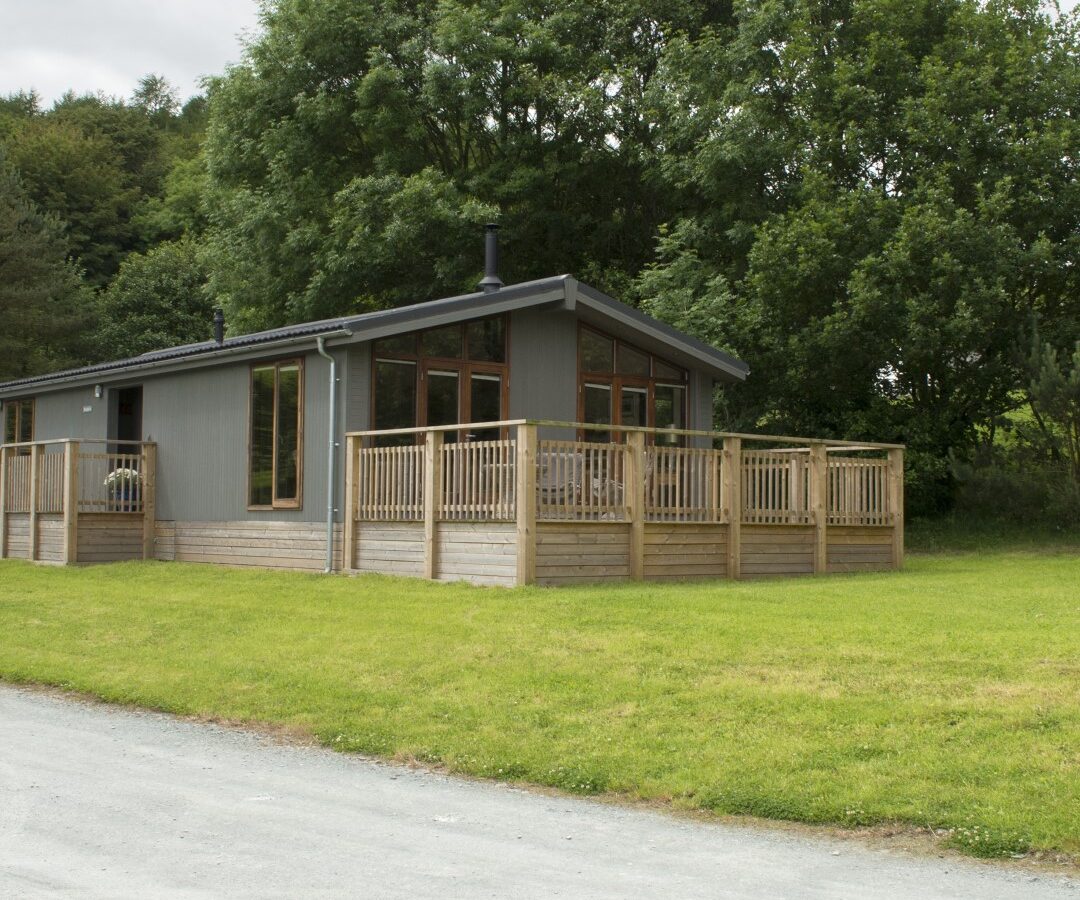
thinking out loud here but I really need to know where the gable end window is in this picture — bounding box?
[3,398,34,447]
[249,360,303,509]
[577,325,687,444]
[371,315,509,445]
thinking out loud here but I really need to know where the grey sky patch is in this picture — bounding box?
[1,0,262,105]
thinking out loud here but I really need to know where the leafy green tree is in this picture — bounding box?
[95,238,214,358]
[0,160,94,381]
[132,74,180,122]
[1028,335,1080,484]
[3,116,139,287]
[638,0,1080,511]
[203,0,733,330]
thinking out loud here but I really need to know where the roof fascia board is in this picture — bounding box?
[353,282,566,341]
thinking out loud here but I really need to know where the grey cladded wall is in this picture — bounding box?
[19,305,724,528]
[26,385,109,442]
[345,343,371,432]
[141,347,347,523]
[508,306,580,426]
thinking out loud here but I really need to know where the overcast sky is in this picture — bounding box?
[2,0,1077,108]
[0,1,262,106]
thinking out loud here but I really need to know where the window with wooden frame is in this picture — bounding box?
[3,398,34,450]
[249,359,304,508]
[371,316,509,445]
[578,325,687,444]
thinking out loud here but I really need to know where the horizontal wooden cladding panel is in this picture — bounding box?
[827,546,892,574]
[643,553,727,568]
[741,565,814,578]
[826,526,894,545]
[644,531,729,547]
[78,514,143,564]
[538,573,632,586]
[154,521,344,572]
[827,545,893,559]
[643,568,727,582]
[3,514,30,558]
[37,518,65,563]
[827,557,892,571]
[535,521,630,584]
[740,525,815,543]
[537,553,629,569]
[740,523,813,578]
[353,521,424,575]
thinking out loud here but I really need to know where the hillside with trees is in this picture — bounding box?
[1,0,1077,521]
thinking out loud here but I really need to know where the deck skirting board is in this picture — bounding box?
[155,520,344,572]
[826,525,895,573]
[3,513,899,584]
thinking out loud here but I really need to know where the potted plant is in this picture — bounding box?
[103,467,141,509]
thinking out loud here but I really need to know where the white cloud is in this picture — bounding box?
[0,0,262,105]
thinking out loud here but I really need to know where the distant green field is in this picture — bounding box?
[1,549,1077,859]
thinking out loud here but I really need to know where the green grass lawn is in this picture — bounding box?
[1,550,1078,860]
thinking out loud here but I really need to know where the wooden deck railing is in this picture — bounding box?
[0,439,157,563]
[345,421,905,583]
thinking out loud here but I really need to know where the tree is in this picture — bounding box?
[132,74,180,122]
[637,0,1080,511]
[1028,335,1080,484]
[95,238,214,359]
[0,160,94,381]
[3,116,139,287]
[203,0,734,330]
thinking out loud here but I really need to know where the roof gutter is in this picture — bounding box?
[315,333,351,574]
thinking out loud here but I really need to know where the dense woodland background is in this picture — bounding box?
[1,0,1078,522]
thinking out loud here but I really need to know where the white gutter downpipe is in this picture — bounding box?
[316,335,349,573]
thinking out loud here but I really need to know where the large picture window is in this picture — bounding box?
[3,398,34,447]
[371,316,508,444]
[249,359,303,508]
[578,326,687,444]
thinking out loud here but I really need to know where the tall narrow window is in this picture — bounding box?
[249,360,303,508]
[4,398,34,447]
[583,383,612,443]
[426,369,460,427]
[373,359,417,446]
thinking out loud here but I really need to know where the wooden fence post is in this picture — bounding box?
[141,443,156,560]
[343,436,357,572]
[62,441,79,564]
[0,445,7,560]
[626,431,646,580]
[28,443,40,561]
[515,424,538,586]
[423,429,442,580]
[888,448,905,568]
[723,436,742,579]
[809,442,828,574]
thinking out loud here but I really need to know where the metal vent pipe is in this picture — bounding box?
[477,223,503,293]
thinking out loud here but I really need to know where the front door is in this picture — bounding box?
[109,386,143,454]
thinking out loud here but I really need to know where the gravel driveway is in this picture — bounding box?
[0,684,1074,899]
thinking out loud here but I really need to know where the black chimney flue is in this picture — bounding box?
[213,308,225,345]
[478,223,503,293]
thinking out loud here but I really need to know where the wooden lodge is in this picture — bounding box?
[0,229,904,585]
